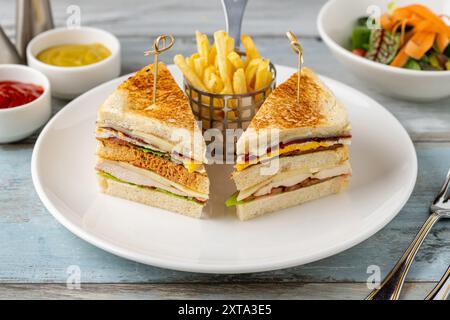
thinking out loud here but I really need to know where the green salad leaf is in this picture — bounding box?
[157,188,200,204]
[98,171,127,184]
[404,59,421,70]
[387,0,397,13]
[225,192,244,207]
[137,146,171,159]
[444,44,450,58]
[365,29,399,64]
[351,26,371,50]
[97,171,200,204]
[356,16,369,27]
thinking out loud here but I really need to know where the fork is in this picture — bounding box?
[425,265,450,300]
[366,169,450,300]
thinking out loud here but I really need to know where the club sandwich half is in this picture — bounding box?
[227,67,352,220]
[95,62,209,218]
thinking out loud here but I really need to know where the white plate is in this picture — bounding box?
[32,65,417,274]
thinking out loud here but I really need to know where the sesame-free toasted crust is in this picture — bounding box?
[98,176,204,218]
[96,139,209,194]
[116,62,197,131]
[249,67,333,130]
[236,175,348,221]
[236,67,350,154]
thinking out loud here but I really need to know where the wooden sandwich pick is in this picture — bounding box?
[144,34,175,105]
[286,31,304,103]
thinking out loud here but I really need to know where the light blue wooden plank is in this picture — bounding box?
[0,283,436,300]
[0,0,325,38]
[0,143,448,283]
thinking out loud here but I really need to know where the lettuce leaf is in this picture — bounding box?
[97,171,200,204]
[225,192,244,207]
[365,29,398,64]
[137,146,170,159]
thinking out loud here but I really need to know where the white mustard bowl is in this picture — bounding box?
[27,27,121,99]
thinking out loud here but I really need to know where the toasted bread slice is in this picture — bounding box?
[97,62,206,163]
[98,175,204,218]
[236,175,349,221]
[237,67,351,155]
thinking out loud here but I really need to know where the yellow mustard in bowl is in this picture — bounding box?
[36,43,111,67]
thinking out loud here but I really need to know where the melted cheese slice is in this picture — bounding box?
[185,161,202,173]
[235,141,336,171]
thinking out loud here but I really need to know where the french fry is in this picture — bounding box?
[233,68,247,94]
[195,31,210,61]
[176,32,270,109]
[226,36,235,54]
[241,34,261,62]
[227,51,244,70]
[245,58,262,90]
[185,56,195,72]
[211,73,224,93]
[193,57,205,78]
[204,67,224,94]
[203,65,215,84]
[214,30,233,93]
[263,69,273,88]
[227,110,237,121]
[255,59,270,90]
[209,44,217,66]
[173,54,206,91]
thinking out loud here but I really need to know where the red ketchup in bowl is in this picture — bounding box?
[0,81,44,109]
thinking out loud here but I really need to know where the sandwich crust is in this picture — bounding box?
[250,67,325,130]
[98,175,204,218]
[237,67,351,153]
[236,175,348,221]
[97,62,207,163]
[97,139,209,194]
[116,62,197,131]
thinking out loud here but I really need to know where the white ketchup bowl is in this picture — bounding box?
[0,64,51,143]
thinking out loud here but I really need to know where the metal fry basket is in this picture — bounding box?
[183,62,277,133]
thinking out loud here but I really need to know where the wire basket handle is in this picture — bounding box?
[221,0,248,49]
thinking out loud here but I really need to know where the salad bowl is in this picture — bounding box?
[318,0,450,101]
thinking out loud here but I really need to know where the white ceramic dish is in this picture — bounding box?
[318,0,450,101]
[32,65,417,274]
[0,64,51,143]
[27,27,121,99]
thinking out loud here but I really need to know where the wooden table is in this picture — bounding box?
[0,0,449,300]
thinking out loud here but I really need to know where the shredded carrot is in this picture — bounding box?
[402,5,450,37]
[400,19,408,46]
[404,32,436,60]
[391,8,413,22]
[381,4,450,66]
[436,33,449,53]
[381,13,394,30]
[412,20,436,34]
[390,47,409,67]
[391,20,403,35]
